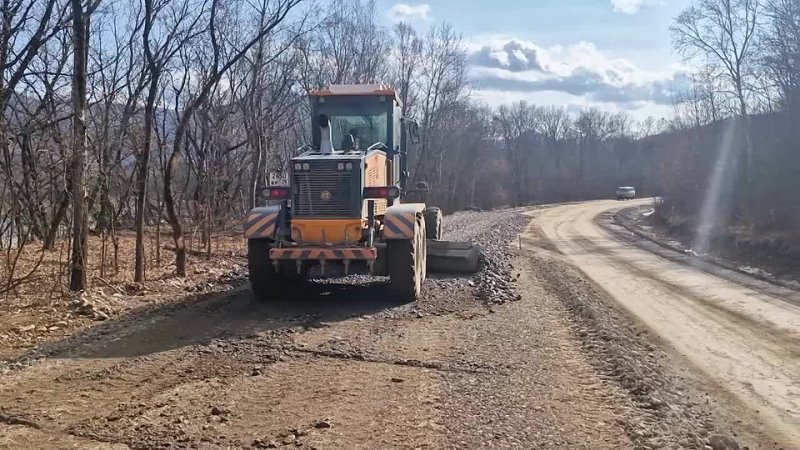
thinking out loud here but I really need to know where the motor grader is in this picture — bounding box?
[244,84,479,302]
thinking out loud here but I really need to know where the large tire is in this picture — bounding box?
[387,215,426,301]
[247,238,284,302]
[424,207,443,240]
[419,217,427,283]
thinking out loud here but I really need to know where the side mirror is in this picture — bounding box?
[406,120,420,144]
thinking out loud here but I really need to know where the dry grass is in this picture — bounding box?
[1,227,246,302]
[0,226,248,360]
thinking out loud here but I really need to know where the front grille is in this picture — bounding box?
[293,160,357,217]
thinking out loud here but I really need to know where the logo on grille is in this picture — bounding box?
[320,190,331,201]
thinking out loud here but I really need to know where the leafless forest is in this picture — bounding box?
[657,0,799,257]
[0,0,797,295]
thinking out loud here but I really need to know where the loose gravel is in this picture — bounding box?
[297,209,533,318]
[0,206,748,450]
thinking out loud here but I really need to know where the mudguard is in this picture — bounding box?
[244,205,282,239]
[383,203,425,239]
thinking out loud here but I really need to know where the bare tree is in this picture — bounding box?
[133,0,207,282]
[412,23,468,188]
[673,69,730,129]
[494,102,539,206]
[163,0,305,276]
[537,105,571,170]
[68,0,95,291]
[393,22,422,117]
[761,0,800,109]
[243,11,304,210]
[0,0,69,250]
[574,108,615,189]
[671,0,760,181]
[301,0,388,86]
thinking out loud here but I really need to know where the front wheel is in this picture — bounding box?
[247,238,284,302]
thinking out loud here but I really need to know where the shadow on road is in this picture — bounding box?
[30,278,408,360]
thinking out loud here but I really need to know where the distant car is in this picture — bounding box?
[616,186,636,200]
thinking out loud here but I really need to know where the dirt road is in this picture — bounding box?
[0,210,630,449]
[533,199,800,446]
[0,205,788,449]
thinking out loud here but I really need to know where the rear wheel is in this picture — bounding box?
[424,207,443,240]
[388,215,426,301]
[247,238,284,302]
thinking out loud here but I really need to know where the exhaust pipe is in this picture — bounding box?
[319,114,333,154]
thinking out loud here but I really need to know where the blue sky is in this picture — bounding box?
[378,0,695,119]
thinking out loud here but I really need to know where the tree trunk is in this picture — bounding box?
[249,137,264,210]
[134,78,159,281]
[205,203,212,258]
[163,0,297,277]
[735,81,752,185]
[69,0,89,292]
[135,0,159,282]
[164,147,187,277]
[44,191,69,250]
[155,200,162,265]
[112,218,119,275]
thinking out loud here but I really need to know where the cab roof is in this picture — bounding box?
[308,84,401,104]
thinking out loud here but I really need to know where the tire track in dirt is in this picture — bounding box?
[0,210,529,449]
[570,234,800,358]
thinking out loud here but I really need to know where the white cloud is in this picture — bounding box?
[388,3,431,22]
[611,0,661,14]
[465,35,689,116]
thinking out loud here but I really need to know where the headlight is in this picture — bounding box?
[293,162,302,171]
[337,162,345,171]
[302,163,310,171]
[345,162,353,170]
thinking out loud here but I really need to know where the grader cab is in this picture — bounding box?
[244,84,479,302]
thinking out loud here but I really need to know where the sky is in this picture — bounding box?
[377,0,695,119]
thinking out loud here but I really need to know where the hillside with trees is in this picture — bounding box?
[651,0,799,274]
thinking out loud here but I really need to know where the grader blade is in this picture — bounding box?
[426,240,481,274]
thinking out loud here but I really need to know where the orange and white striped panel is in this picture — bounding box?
[244,207,280,239]
[383,212,416,239]
[383,203,425,239]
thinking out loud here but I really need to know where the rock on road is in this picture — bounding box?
[534,199,800,446]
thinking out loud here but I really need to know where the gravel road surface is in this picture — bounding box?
[534,199,799,448]
[0,205,783,449]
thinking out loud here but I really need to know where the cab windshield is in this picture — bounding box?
[329,112,388,150]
